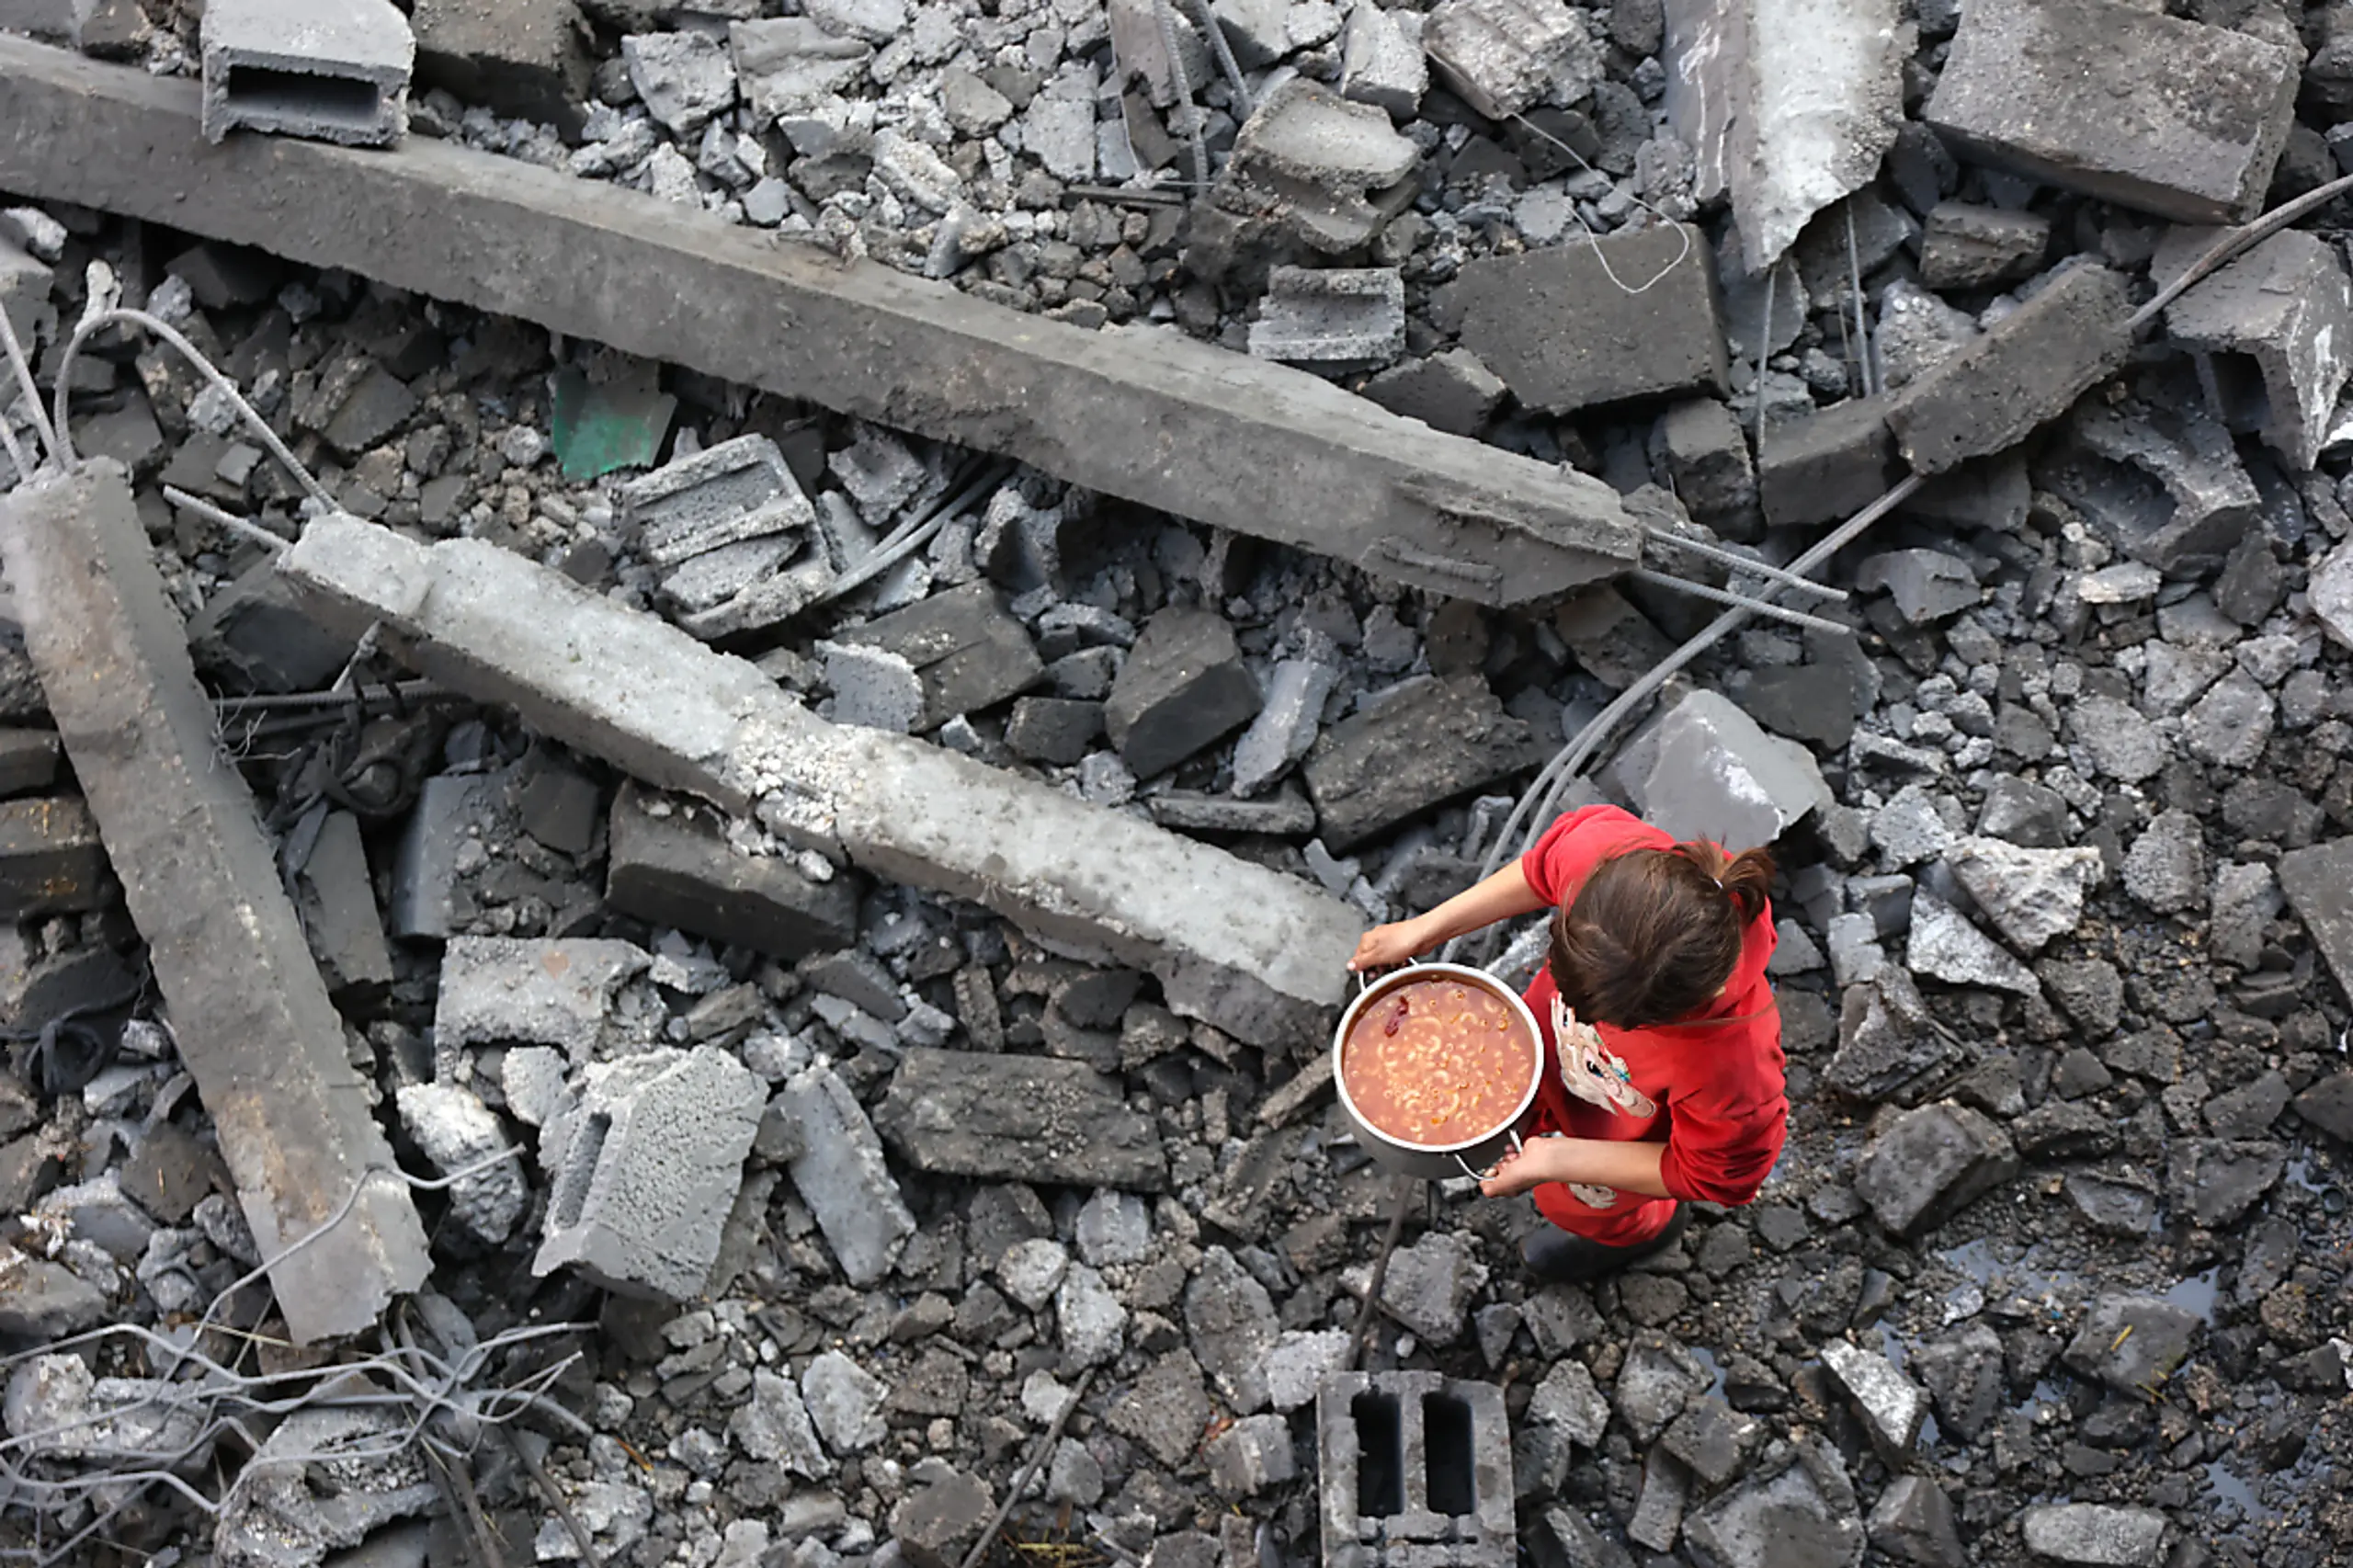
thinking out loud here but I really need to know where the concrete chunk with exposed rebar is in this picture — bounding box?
[0,463,428,1345]
[0,37,1641,608]
[278,519,1365,1049]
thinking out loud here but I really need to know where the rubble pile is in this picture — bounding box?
[0,0,2349,1565]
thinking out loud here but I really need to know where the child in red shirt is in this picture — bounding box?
[1350,805,1788,1282]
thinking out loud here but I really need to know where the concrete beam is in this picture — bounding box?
[0,38,1642,608]
[278,520,1364,1048]
[0,464,428,1345]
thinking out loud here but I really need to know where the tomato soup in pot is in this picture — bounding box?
[1339,975,1538,1147]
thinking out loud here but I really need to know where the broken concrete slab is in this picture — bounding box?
[836,582,1043,731]
[620,432,813,570]
[1611,687,1830,848]
[2153,227,2353,472]
[1360,347,1509,437]
[2277,838,2353,1006]
[1194,71,1421,258]
[434,935,649,1067]
[1679,1435,1865,1568]
[780,1064,915,1287]
[187,554,360,696]
[1854,1099,2020,1238]
[1424,0,1597,119]
[1553,584,1677,690]
[0,796,114,919]
[2019,1504,2167,1568]
[0,40,1637,608]
[874,1048,1168,1190]
[412,0,591,133]
[608,782,858,960]
[1455,225,1724,414]
[200,0,414,148]
[535,1043,764,1300]
[1886,265,2133,475]
[1918,201,2050,291]
[290,808,395,1003]
[1662,0,1907,272]
[0,462,427,1345]
[283,520,1363,1051]
[1105,608,1261,781]
[1923,0,2297,225]
[1247,267,1405,370]
[2048,402,2262,577]
[1756,396,1899,528]
[1303,675,1545,853]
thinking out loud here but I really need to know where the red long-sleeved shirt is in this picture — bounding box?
[1516,805,1789,1244]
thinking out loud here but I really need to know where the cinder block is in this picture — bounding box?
[1885,264,2133,475]
[2154,227,2353,472]
[1924,0,2297,224]
[607,780,860,961]
[1316,1370,1514,1568]
[0,796,113,918]
[534,1043,765,1300]
[412,0,591,134]
[200,0,414,148]
[1248,267,1406,370]
[618,433,813,570]
[1423,0,1591,121]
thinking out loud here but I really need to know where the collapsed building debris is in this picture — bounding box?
[0,462,429,1344]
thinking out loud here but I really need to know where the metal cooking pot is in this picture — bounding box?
[1333,960,1543,1183]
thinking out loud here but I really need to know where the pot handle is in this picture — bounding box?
[1456,1129,1523,1184]
[1356,955,1427,993]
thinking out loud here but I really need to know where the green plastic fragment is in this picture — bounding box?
[551,364,677,482]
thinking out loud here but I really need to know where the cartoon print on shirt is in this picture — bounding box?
[1551,996,1659,1119]
[1565,1181,1622,1209]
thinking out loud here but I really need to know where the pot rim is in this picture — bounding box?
[1333,961,1543,1157]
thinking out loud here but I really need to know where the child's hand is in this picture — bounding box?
[1349,919,1431,972]
[1477,1141,1552,1199]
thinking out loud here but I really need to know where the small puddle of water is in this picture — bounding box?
[2164,1267,2221,1322]
[2204,1460,2263,1523]
[1688,1346,1729,1403]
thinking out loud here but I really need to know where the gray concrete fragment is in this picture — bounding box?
[780,1064,915,1287]
[1855,1099,2019,1237]
[1917,201,2050,290]
[201,0,413,148]
[434,936,649,1067]
[1924,0,2297,224]
[1105,608,1260,780]
[1680,1434,1865,1568]
[2019,1504,2166,1567]
[2052,403,2261,577]
[1203,76,1422,256]
[607,782,859,960]
[413,0,592,133]
[733,1368,830,1478]
[290,808,393,1002]
[1941,836,2103,954]
[1424,0,1597,120]
[620,432,811,568]
[622,30,737,138]
[281,522,1362,1048]
[1186,1246,1279,1412]
[1305,675,1543,853]
[1206,1412,1296,1498]
[1906,891,2039,993]
[1230,656,1337,797]
[2154,227,2353,472]
[2120,809,2206,915]
[1340,2,1426,117]
[1247,267,1405,369]
[1817,1339,1926,1456]
[1360,347,1508,437]
[1664,0,1906,272]
[1529,1358,1610,1448]
[534,1044,764,1300]
[801,1349,889,1452]
[874,1048,1167,1190]
[214,1407,438,1568]
[2276,837,2353,1005]
[730,17,870,129]
[395,1083,527,1245]
[0,465,426,1346]
[0,45,1638,607]
[1612,687,1830,847]
[1456,225,1724,414]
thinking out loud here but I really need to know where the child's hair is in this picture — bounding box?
[1546,841,1775,1028]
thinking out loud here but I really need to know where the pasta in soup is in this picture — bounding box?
[1341,977,1535,1147]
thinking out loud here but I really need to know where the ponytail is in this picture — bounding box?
[1675,840,1777,926]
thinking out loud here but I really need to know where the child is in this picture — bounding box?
[1350,804,1787,1282]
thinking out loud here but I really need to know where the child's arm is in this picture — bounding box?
[1348,860,1552,971]
[1477,1137,1673,1200]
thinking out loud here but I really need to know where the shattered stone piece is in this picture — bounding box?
[733,1368,828,1478]
[1757,397,1899,528]
[1108,0,1211,108]
[620,434,812,569]
[1867,1476,1967,1568]
[607,784,858,962]
[1614,1334,1709,1445]
[1885,264,2133,474]
[1230,657,1338,797]
[838,581,1044,732]
[622,30,738,138]
[1906,892,2038,993]
[188,555,359,697]
[1206,1412,1296,1498]
[1248,267,1405,369]
[1855,1100,2020,1237]
[0,464,426,1346]
[1655,399,1757,531]
[1367,1229,1488,1346]
[1553,585,1677,690]
[1924,0,2297,224]
[1825,965,1961,1105]
[1057,1263,1129,1368]
[2068,695,2166,784]
[1304,675,1543,852]
[892,1463,995,1568]
[1204,78,1419,256]
[534,1045,765,1300]
[801,1349,889,1453]
[996,1236,1068,1311]
[396,1084,527,1245]
[413,0,593,131]
[781,1064,915,1287]
[731,17,870,129]
[291,809,394,1004]
[214,1407,438,1568]
[1917,202,2050,290]
[1942,836,2103,954]
[2063,1295,2200,1400]
[0,796,112,919]
[875,1049,1167,1190]
[2052,403,2261,577]
[201,0,414,148]
[1612,687,1829,848]
[1340,2,1427,116]
[2166,1138,2283,1228]
[1818,1339,1927,1456]
[1361,347,1509,437]
[1424,0,1597,120]
[1680,1433,1864,1568]
[1187,1247,1280,1411]
[434,936,649,1065]
[1529,1358,1611,1449]
[2019,1504,2167,1567]
[1855,550,1979,625]
[1261,1327,1350,1413]
[2120,809,2205,915]
[2154,227,2353,471]
[1455,225,1724,414]
[1105,608,1261,780]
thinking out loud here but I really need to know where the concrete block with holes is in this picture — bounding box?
[533,1043,765,1301]
[1316,1370,1514,1568]
[200,0,414,148]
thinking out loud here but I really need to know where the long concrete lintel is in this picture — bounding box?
[279,519,1365,1047]
[0,464,429,1345]
[0,38,1642,608]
